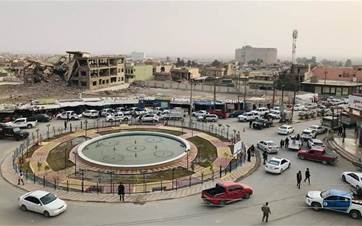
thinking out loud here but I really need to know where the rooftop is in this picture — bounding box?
[302,80,362,87]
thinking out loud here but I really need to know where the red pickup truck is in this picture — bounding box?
[207,110,228,119]
[201,182,253,206]
[297,147,338,165]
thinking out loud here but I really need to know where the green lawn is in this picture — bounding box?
[187,136,217,167]
[46,137,87,171]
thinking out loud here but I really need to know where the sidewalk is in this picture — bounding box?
[1,151,259,203]
[334,137,362,161]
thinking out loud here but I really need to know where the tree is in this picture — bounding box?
[176,58,185,67]
[211,59,223,67]
[247,59,263,65]
[345,59,352,67]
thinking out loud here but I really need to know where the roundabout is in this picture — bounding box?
[0,118,360,226]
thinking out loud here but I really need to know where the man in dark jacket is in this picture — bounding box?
[118,182,125,202]
[297,171,302,189]
[247,147,251,162]
[261,202,271,223]
[304,168,311,185]
[263,151,268,165]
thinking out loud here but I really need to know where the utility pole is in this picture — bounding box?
[272,72,277,108]
[237,71,241,110]
[189,79,193,127]
[213,78,216,110]
[243,72,248,110]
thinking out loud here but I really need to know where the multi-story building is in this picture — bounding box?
[125,63,153,83]
[200,66,226,77]
[66,51,125,90]
[235,45,277,64]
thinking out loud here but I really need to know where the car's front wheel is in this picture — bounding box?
[311,202,321,211]
[322,160,328,165]
[20,205,27,211]
[43,211,50,217]
[244,193,250,199]
[27,124,32,129]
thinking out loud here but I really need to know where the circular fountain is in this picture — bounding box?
[77,131,190,169]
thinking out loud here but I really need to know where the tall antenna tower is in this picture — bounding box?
[292,29,298,65]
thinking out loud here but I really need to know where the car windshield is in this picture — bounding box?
[280,126,287,129]
[266,142,276,146]
[267,160,280,166]
[40,193,57,205]
[302,131,311,135]
[314,141,323,145]
[13,128,21,132]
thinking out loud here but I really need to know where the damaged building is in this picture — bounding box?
[65,51,126,90]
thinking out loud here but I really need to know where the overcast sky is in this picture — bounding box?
[1,1,362,60]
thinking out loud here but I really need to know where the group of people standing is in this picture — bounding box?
[296,168,311,189]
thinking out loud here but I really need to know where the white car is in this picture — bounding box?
[288,136,302,151]
[278,125,294,135]
[305,189,362,219]
[265,157,291,174]
[18,190,67,217]
[56,111,81,120]
[197,114,218,122]
[105,112,132,122]
[140,114,159,123]
[192,110,208,117]
[257,140,279,154]
[293,104,307,111]
[82,110,99,118]
[100,108,115,117]
[255,107,269,116]
[342,172,362,189]
[308,139,325,149]
[6,118,38,129]
[301,129,317,140]
[309,125,327,135]
[238,111,259,122]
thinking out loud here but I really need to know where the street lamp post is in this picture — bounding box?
[46,124,50,140]
[243,72,249,110]
[189,79,194,128]
[85,119,88,137]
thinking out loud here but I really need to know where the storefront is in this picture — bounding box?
[348,94,362,146]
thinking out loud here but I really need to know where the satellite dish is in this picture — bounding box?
[293,30,298,39]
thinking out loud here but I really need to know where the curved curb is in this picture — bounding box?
[325,137,362,169]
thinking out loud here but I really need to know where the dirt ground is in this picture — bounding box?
[0,82,276,104]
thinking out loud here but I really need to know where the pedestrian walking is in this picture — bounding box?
[64,120,68,131]
[280,139,284,150]
[118,182,125,202]
[262,151,268,165]
[17,171,24,185]
[284,137,289,148]
[249,120,253,128]
[261,202,271,223]
[304,168,311,185]
[297,171,302,189]
[247,147,251,162]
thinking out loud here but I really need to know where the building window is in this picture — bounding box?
[111,77,117,83]
[81,82,87,87]
[92,81,97,86]
[315,86,321,94]
[338,74,342,77]
[330,87,336,94]
[121,68,124,72]
[121,77,124,81]
[106,80,109,84]
[322,86,330,94]
[342,88,349,95]
[81,71,87,76]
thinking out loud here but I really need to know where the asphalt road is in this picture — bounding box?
[0,118,361,226]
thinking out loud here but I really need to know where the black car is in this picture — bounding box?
[28,114,51,122]
[229,110,245,118]
[0,123,29,141]
[252,119,273,130]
